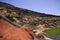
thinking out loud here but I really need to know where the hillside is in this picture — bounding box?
[0,2,60,29]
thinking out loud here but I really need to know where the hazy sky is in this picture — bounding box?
[0,0,60,16]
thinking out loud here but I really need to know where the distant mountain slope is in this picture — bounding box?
[0,2,60,28]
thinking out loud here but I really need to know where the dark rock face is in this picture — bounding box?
[0,2,60,29]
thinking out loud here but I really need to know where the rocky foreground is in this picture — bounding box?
[0,19,39,40]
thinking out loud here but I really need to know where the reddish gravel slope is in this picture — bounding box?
[0,19,39,40]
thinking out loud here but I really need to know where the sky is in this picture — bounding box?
[0,0,60,16]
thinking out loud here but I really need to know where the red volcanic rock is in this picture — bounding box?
[0,19,39,40]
